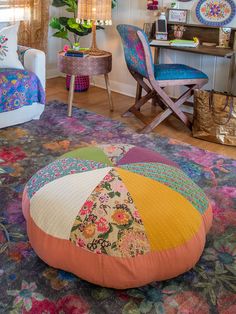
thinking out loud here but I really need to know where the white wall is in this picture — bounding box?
[80,0,152,96]
[47,5,64,78]
[53,0,236,95]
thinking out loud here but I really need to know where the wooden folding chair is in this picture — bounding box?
[117,24,209,133]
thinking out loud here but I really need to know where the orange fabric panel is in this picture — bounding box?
[22,187,30,221]
[202,204,213,233]
[26,211,206,289]
[116,168,203,251]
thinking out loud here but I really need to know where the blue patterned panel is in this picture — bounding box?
[117,24,154,78]
[154,64,208,81]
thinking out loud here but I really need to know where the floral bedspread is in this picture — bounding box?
[0,69,45,113]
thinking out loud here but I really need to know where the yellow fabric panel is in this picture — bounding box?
[116,167,202,251]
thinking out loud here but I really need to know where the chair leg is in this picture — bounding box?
[134,90,156,110]
[155,85,193,128]
[138,83,202,132]
[135,82,142,103]
[122,89,156,117]
[140,108,172,133]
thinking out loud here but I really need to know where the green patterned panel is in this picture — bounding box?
[60,147,113,166]
[121,162,209,214]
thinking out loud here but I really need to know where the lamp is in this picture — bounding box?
[77,0,112,55]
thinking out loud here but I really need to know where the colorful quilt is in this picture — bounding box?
[0,69,45,113]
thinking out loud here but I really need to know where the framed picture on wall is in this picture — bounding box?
[168,9,188,24]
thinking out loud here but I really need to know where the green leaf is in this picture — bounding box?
[66,7,76,13]
[0,168,6,174]
[225,265,236,276]
[71,224,80,232]
[108,191,115,198]
[52,0,67,7]
[111,242,117,249]
[9,232,24,238]
[112,0,117,9]
[208,287,217,305]
[104,182,112,191]
[58,17,69,26]
[194,282,211,288]
[67,18,80,29]
[122,301,140,314]
[49,17,62,30]
[82,21,93,29]
[139,300,153,314]
[53,30,69,40]
[215,261,225,274]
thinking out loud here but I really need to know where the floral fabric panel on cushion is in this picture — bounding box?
[117,24,154,78]
[70,168,151,257]
[97,144,135,165]
[0,69,45,113]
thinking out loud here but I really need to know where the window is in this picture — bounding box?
[0,0,30,22]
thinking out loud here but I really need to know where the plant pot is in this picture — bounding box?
[66,75,90,92]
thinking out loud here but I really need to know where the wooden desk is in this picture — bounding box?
[149,23,236,93]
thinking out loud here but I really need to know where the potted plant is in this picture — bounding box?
[50,0,117,92]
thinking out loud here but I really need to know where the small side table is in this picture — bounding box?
[58,51,114,117]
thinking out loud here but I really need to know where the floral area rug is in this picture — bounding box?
[0,101,235,314]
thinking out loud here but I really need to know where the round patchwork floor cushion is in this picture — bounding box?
[22,144,212,289]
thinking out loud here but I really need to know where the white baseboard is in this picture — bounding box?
[91,76,137,98]
[46,68,141,98]
[46,68,63,79]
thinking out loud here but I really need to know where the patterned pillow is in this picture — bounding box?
[23,144,212,289]
[0,24,23,69]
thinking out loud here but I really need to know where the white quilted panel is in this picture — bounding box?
[30,167,112,239]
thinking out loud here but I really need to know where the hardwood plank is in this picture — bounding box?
[46,77,236,159]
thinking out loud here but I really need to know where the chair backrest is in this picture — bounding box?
[117,24,154,79]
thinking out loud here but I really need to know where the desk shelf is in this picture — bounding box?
[149,43,234,58]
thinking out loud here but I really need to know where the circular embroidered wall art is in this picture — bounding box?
[196,0,236,26]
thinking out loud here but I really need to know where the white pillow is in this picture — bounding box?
[0,23,24,69]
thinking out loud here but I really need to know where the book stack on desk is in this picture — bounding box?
[150,39,199,48]
[170,39,199,48]
[65,49,89,58]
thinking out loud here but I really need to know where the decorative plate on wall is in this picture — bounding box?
[196,0,236,26]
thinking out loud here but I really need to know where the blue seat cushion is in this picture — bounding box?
[154,64,208,81]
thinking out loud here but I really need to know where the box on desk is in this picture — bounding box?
[156,32,168,41]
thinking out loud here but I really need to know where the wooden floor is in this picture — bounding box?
[47,77,236,159]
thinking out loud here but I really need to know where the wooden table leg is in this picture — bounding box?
[104,73,114,112]
[227,52,235,93]
[68,75,75,117]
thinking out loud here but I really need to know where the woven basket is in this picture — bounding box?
[66,75,90,92]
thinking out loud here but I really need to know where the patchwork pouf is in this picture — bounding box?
[22,144,212,289]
